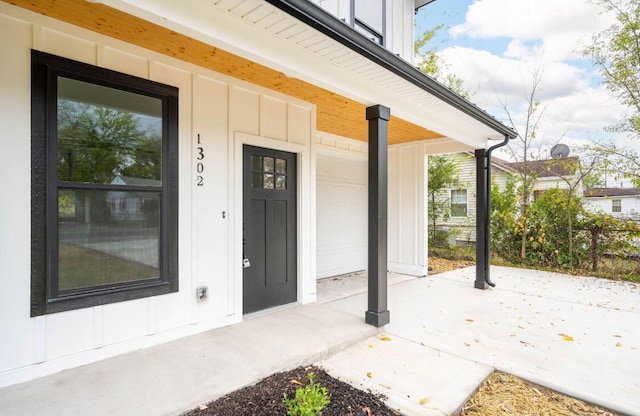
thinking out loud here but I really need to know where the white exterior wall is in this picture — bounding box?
[309,0,416,63]
[584,196,640,218]
[535,177,576,193]
[388,142,429,276]
[0,3,316,387]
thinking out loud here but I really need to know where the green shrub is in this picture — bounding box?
[283,372,330,416]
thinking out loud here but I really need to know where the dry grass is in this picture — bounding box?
[428,256,475,274]
[459,372,618,416]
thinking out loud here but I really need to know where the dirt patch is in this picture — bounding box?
[182,366,399,416]
[429,256,475,274]
[460,371,618,416]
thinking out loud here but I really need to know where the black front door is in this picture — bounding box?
[243,145,297,314]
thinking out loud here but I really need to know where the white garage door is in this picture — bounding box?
[316,154,367,279]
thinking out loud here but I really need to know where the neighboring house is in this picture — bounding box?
[432,152,515,244]
[584,187,640,220]
[433,155,583,244]
[108,175,162,222]
[0,0,514,387]
[506,156,583,199]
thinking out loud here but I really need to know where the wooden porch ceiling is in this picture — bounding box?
[8,0,442,145]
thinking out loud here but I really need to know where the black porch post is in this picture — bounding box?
[365,105,390,327]
[475,148,488,289]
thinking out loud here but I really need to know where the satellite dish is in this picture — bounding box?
[550,144,570,159]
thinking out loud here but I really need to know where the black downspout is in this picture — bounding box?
[475,134,511,289]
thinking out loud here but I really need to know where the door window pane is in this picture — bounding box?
[275,158,286,174]
[251,155,262,171]
[275,175,287,190]
[263,173,275,189]
[251,172,263,188]
[263,157,275,173]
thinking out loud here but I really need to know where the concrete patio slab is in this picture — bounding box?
[317,270,417,303]
[325,266,640,415]
[2,266,637,416]
[0,303,379,416]
[320,334,493,416]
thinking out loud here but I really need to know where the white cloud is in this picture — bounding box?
[450,0,615,61]
[437,45,628,156]
[431,0,633,160]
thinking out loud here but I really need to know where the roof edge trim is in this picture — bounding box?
[264,0,517,139]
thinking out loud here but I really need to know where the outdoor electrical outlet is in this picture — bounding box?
[196,285,208,302]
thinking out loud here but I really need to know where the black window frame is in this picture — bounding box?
[350,0,386,46]
[31,50,179,316]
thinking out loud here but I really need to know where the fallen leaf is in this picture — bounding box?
[381,384,392,389]
[368,344,373,349]
[291,379,303,386]
[420,397,430,405]
[558,333,574,342]
[616,342,622,347]
[464,341,471,347]
[366,372,372,378]
[466,319,474,323]
[613,334,622,338]
[380,334,392,341]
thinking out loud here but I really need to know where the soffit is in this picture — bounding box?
[9,0,504,147]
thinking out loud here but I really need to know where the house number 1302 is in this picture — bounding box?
[196,134,204,186]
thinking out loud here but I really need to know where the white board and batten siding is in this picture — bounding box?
[389,142,429,276]
[307,0,417,63]
[0,3,315,387]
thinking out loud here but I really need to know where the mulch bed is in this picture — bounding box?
[181,366,398,416]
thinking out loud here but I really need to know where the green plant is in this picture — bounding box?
[283,372,330,416]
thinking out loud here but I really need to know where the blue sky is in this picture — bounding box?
[413,0,628,160]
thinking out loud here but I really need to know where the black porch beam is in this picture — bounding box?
[366,105,390,327]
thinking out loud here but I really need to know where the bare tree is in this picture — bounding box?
[496,64,548,259]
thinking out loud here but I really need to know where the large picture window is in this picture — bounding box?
[31,50,178,316]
